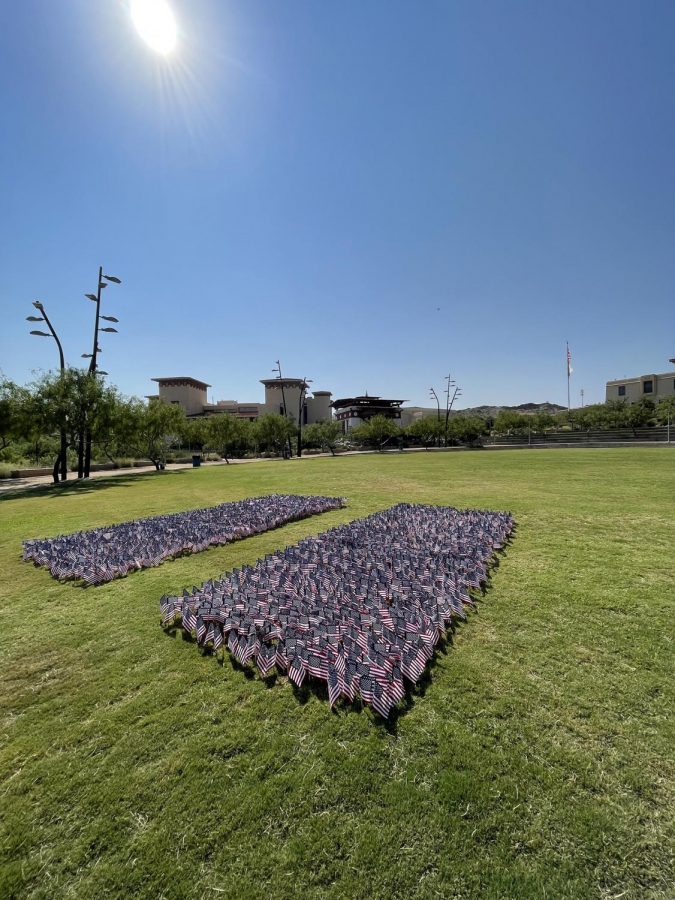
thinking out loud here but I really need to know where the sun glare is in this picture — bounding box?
[130,0,177,55]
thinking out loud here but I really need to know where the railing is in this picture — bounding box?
[487,427,670,445]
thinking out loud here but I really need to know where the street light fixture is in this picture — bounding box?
[271,359,293,457]
[81,266,121,477]
[26,300,68,482]
[297,378,312,458]
[443,373,462,446]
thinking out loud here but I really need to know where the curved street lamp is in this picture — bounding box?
[26,300,68,482]
[429,387,440,423]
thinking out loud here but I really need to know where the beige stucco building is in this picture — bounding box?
[148,377,210,416]
[260,379,332,426]
[149,375,333,424]
[605,371,675,404]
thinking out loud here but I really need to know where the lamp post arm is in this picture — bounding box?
[39,307,65,372]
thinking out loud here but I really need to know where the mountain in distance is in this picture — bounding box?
[451,401,566,418]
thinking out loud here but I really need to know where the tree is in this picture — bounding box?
[449,415,489,446]
[0,379,29,452]
[14,387,55,469]
[184,418,208,457]
[123,399,186,470]
[602,399,631,429]
[531,412,555,433]
[493,411,529,435]
[406,416,442,449]
[351,415,399,451]
[655,396,675,426]
[253,413,296,457]
[569,406,594,431]
[28,369,122,481]
[92,390,137,466]
[626,398,655,433]
[302,420,343,456]
[204,413,246,463]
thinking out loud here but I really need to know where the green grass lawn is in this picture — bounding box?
[1,449,673,899]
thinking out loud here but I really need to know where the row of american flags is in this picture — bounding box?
[22,494,345,585]
[160,504,515,718]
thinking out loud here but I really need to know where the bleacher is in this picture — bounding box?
[488,427,670,446]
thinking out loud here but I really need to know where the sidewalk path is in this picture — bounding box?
[0,453,350,496]
[0,450,400,496]
[0,459,239,496]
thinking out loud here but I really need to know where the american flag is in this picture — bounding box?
[160,504,515,718]
[22,494,345,586]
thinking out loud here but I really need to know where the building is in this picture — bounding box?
[332,395,405,432]
[149,375,333,424]
[259,379,332,426]
[400,406,441,427]
[201,400,262,421]
[148,377,210,416]
[605,371,675,404]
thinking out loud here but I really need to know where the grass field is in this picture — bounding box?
[1,448,673,899]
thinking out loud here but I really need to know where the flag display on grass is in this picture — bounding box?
[22,494,345,585]
[160,503,515,718]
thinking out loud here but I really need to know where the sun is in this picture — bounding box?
[130,0,177,55]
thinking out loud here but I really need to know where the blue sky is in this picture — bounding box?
[1,0,674,409]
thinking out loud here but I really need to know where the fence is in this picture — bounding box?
[487,426,670,446]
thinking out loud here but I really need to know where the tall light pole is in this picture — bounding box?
[272,359,293,457]
[297,377,312,458]
[272,360,288,418]
[429,386,441,447]
[27,301,68,483]
[444,374,462,446]
[81,267,121,477]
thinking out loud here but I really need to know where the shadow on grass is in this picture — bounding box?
[163,623,461,734]
[0,468,193,503]
[160,537,516,733]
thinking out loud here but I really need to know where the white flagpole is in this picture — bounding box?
[566,342,571,413]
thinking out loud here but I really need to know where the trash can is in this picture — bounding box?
[192,454,201,468]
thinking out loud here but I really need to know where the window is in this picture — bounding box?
[643,380,653,394]
[617,385,626,396]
